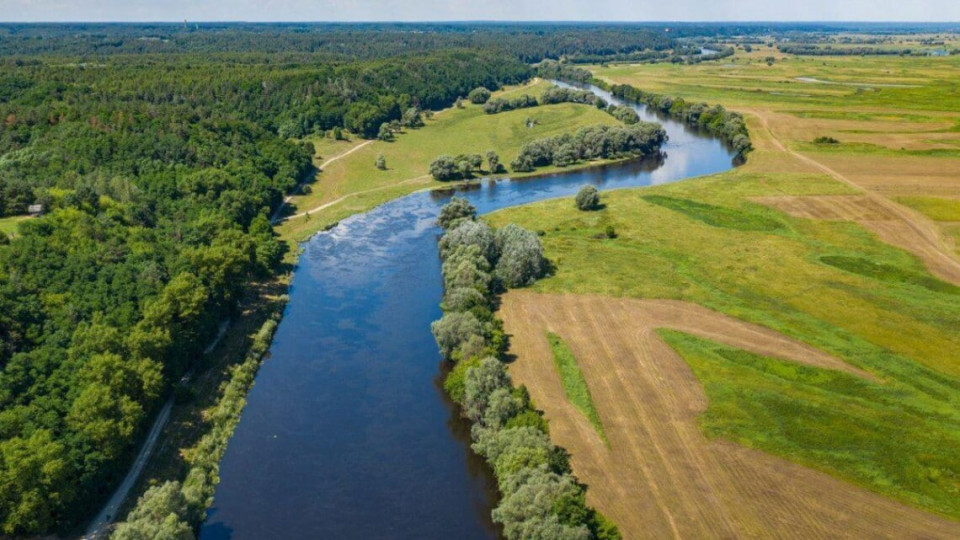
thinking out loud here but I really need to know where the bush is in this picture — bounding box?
[439,220,497,263]
[468,87,492,104]
[431,311,484,360]
[375,154,386,170]
[486,151,501,173]
[494,224,545,287]
[430,154,485,181]
[540,85,606,108]
[441,287,487,312]
[575,185,600,211]
[442,244,494,297]
[484,94,538,114]
[492,467,591,540]
[610,105,640,125]
[437,196,477,229]
[813,136,840,144]
[444,355,482,403]
[112,481,193,540]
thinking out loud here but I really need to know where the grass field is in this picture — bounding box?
[485,49,960,528]
[546,332,607,442]
[276,79,623,242]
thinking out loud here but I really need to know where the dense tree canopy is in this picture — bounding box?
[0,41,532,536]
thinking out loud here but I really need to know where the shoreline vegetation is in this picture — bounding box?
[432,197,621,540]
[103,72,729,538]
[538,61,753,157]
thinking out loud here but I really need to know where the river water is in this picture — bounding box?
[201,82,737,539]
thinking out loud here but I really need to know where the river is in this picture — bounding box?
[200,82,737,539]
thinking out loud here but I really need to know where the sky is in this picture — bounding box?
[2,0,959,23]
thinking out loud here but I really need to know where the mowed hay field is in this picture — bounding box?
[276,79,621,241]
[487,162,960,535]
[499,292,960,539]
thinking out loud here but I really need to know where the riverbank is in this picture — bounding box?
[275,79,629,243]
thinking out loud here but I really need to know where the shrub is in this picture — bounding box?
[112,481,193,540]
[439,220,497,263]
[441,286,488,312]
[401,107,424,128]
[610,105,640,124]
[468,87,492,104]
[484,94,538,114]
[437,196,477,229]
[575,185,600,211]
[813,136,840,144]
[486,150,501,173]
[540,85,606,108]
[430,154,485,181]
[375,154,386,170]
[429,155,459,180]
[494,224,545,287]
[431,311,484,360]
[444,355,482,403]
[464,357,513,423]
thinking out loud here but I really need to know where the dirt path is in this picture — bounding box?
[500,291,959,539]
[84,321,231,539]
[749,109,960,285]
[271,140,375,224]
[278,174,432,223]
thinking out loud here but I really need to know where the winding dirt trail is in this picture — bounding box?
[500,291,960,540]
[750,110,960,285]
[271,140,375,224]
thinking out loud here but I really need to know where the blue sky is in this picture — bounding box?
[2,0,959,23]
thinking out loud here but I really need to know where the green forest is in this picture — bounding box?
[0,28,560,535]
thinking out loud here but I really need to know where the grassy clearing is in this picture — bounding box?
[660,330,960,519]
[0,215,29,237]
[546,332,607,442]
[276,79,622,242]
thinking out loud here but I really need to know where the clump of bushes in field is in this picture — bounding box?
[813,136,840,144]
[431,198,621,540]
[468,87,492,104]
[608,83,753,157]
[429,153,484,180]
[483,94,539,114]
[540,85,608,109]
[510,122,666,172]
[429,151,502,181]
[112,317,281,538]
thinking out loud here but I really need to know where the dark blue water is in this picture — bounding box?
[201,83,737,540]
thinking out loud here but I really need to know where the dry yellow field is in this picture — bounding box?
[500,291,960,540]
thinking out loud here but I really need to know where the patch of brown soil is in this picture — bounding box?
[500,291,960,540]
